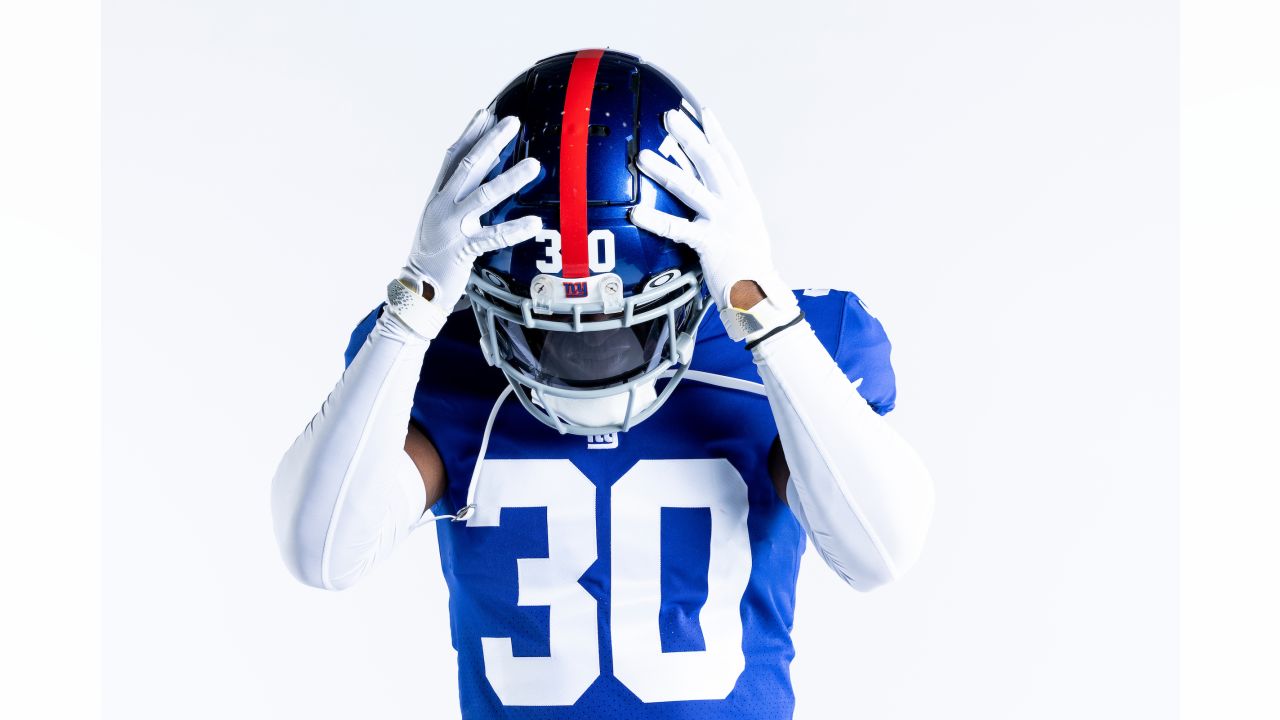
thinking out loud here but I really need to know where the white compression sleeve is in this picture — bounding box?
[271,310,435,590]
[751,319,935,591]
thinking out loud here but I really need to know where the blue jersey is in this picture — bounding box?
[344,289,896,720]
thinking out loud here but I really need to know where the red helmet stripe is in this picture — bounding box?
[558,48,604,278]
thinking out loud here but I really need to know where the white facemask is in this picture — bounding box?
[539,380,659,429]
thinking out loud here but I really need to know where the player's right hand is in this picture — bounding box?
[404,109,543,309]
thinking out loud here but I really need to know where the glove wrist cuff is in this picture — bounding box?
[744,310,807,352]
[719,293,799,343]
[385,277,449,340]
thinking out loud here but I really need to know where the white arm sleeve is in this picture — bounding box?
[751,319,935,591]
[271,309,434,591]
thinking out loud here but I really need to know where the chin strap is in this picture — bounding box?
[411,385,516,527]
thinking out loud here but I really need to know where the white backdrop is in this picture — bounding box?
[104,1,1177,718]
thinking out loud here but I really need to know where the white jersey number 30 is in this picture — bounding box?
[465,458,753,706]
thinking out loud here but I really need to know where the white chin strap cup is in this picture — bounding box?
[538,381,659,429]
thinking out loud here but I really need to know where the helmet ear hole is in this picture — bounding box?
[480,268,508,290]
[643,269,680,291]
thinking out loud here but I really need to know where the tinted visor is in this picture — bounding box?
[494,297,696,390]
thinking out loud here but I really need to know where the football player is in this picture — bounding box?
[272,49,935,719]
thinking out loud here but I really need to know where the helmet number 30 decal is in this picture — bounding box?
[465,458,752,706]
[534,229,616,274]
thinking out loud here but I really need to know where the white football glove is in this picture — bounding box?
[630,107,794,312]
[404,109,543,310]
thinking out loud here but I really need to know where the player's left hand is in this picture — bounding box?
[630,107,791,310]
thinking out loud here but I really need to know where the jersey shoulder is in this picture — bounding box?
[343,303,496,379]
[343,306,381,368]
[342,302,504,396]
[797,288,896,414]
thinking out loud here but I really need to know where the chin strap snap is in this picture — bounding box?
[420,503,474,523]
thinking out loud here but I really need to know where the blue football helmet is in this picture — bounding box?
[466,48,710,435]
